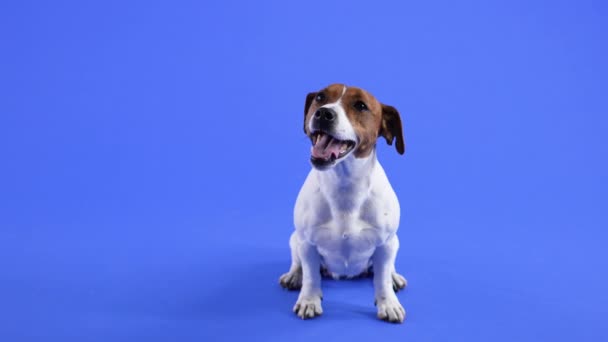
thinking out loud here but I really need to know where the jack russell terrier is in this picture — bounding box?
[279,84,407,323]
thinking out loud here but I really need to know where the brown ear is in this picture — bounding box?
[303,92,316,133]
[379,104,405,155]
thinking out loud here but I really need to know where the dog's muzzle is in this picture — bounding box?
[309,108,356,169]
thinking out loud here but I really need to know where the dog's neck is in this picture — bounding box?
[315,149,377,211]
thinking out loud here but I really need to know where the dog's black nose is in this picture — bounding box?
[314,108,336,122]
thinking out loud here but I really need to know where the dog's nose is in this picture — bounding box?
[314,108,336,122]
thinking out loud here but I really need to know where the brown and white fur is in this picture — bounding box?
[279,84,407,323]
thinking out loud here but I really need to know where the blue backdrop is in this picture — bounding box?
[1,1,607,341]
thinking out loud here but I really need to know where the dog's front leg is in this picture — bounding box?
[293,241,323,319]
[372,235,405,323]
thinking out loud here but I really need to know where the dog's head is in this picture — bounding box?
[303,84,405,170]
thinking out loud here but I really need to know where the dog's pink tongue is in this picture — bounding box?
[312,134,342,159]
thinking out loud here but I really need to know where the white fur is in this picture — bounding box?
[281,99,406,323]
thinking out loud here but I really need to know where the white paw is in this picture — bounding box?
[376,296,406,323]
[293,295,323,319]
[279,269,302,290]
[392,272,408,292]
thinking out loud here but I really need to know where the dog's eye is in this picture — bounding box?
[315,93,326,103]
[354,101,368,111]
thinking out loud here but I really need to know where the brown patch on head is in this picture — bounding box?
[302,84,405,157]
[341,86,405,157]
[339,87,383,158]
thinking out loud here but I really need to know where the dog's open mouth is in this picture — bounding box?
[310,131,356,167]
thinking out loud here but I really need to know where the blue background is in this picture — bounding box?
[1,1,607,341]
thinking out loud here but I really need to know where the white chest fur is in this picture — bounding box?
[294,153,400,277]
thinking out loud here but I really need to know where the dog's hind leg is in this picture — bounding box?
[391,270,407,292]
[279,232,302,290]
[390,236,408,292]
[391,236,407,292]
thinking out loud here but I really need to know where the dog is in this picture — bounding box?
[279,84,407,323]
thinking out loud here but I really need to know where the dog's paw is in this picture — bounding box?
[392,272,408,292]
[376,296,406,323]
[293,296,323,319]
[279,269,302,290]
